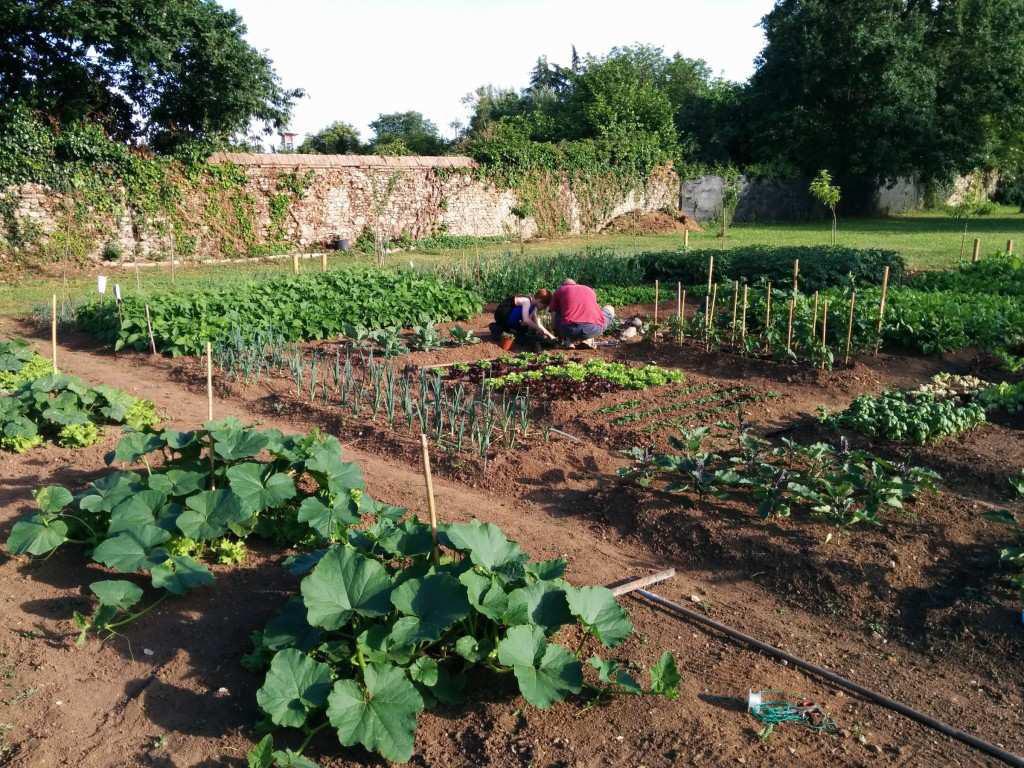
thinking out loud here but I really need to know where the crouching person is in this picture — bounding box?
[549,279,614,348]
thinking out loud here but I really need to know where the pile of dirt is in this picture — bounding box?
[602,210,703,235]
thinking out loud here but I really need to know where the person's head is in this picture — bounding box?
[534,288,552,307]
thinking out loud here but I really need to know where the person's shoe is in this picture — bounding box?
[580,338,597,349]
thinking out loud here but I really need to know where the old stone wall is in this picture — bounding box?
[0,154,680,261]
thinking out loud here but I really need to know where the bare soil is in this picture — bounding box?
[601,210,702,235]
[0,311,1022,768]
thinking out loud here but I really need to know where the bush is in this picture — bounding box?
[101,241,123,262]
[75,267,484,356]
[637,246,905,292]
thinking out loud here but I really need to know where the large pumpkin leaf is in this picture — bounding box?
[106,430,166,465]
[304,444,365,493]
[91,526,170,571]
[150,554,214,594]
[300,547,392,630]
[503,581,573,634]
[107,491,167,534]
[458,570,508,622]
[90,579,144,610]
[256,648,332,728]
[79,471,145,514]
[296,496,359,540]
[263,598,323,652]
[389,574,470,643]
[177,489,247,540]
[226,462,296,515]
[444,520,527,576]
[496,625,581,709]
[34,485,72,513]
[209,421,270,461]
[148,469,206,497]
[6,515,69,556]
[326,663,424,763]
[565,585,633,648]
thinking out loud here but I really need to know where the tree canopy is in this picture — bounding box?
[0,0,302,151]
[297,122,364,155]
[368,112,447,156]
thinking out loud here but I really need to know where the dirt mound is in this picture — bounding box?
[602,210,703,235]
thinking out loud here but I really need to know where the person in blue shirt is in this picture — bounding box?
[490,289,555,341]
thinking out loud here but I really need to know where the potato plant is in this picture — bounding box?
[245,517,679,764]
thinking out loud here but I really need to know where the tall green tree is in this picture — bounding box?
[298,122,364,154]
[368,112,447,156]
[0,0,301,151]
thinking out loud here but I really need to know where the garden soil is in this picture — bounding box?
[0,315,1022,767]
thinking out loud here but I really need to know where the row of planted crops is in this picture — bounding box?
[6,243,1024,764]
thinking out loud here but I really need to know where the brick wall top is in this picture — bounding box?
[208,152,478,169]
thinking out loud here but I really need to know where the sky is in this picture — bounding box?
[220,0,775,146]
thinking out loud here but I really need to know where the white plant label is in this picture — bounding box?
[114,284,122,301]
[97,275,107,294]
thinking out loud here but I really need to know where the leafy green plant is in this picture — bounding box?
[0,338,53,390]
[809,170,841,245]
[822,390,986,445]
[448,326,480,346]
[410,323,443,352]
[75,268,484,357]
[0,373,158,453]
[245,517,679,764]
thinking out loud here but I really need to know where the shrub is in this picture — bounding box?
[908,250,1024,295]
[101,241,123,262]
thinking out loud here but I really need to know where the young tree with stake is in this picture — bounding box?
[809,170,841,246]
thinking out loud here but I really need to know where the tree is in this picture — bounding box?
[368,112,447,156]
[0,0,302,152]
[809,170,841,245]
[298,122,364,154]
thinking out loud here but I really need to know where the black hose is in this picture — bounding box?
[633,588,1024,768]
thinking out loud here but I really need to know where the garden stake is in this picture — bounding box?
[972,238,981,263]
[206,342,214,421]
[708,283,718,351]
[170,254,176,284]
[321,252,328,271]
[683,229,689,250]
[729,280,739,345]
[820,300,829,370]
[844,290,856,365]
[706,254,714,294]
[653,280,659,325]
[811,291,819,338]
[419,433,440,566]
[792,259,799,295]
[145,304,157,355]
[741,285,748,343]
[292,254,299,274]
[703,296,710,345]
[763,281,772,352]
[51,294,58,373]
[1009,239,1016,255]
[679,288,686,344]
[786,298,795,355]
[875,265,890,355]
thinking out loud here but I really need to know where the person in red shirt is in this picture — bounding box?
[548,279,615,348]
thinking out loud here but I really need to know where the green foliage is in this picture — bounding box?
[823,390,986,445]
[0,1,300,149]
[246,512,678,763]
[297,122,364,155]
[638,246,902,293]
[485,356,684,391]
[0,339,53,390]
[369,112,447,156]
[909,250,1024,296]
[809,170,841,244]
[621,423,940,526]
[0,370,158,453]
[75,268,484,356]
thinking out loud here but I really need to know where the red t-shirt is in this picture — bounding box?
[549,284,605,325]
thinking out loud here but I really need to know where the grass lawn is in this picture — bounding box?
[2,206,1022,319]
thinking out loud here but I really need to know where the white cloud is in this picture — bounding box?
[220,0,773,144]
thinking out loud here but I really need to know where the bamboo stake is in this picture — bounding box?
[676,282,682,323]
[145,304,157,355]
[875,265,890,355]
[1009,239,1016,256]
[972,238,981,263]
[730,280,739,345]
[844,290,857,366]
[811,291,819,338]
[420,434,440,565]
[763,282,773,353]
[171,254,176,284]
[740,285,748,342]
[321,252,328,272]
[292,253,300,274]
[653,280,660,325]
[821,299,829,370]
[206,341,214,421]
[679,288,686,344]
[50,295,58,373]
[792,259,800,295]
[706,254,714,294]
[683,229,689,250]
[134,253,141,291]
[708,283,718,351]
[786,298,795,355]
